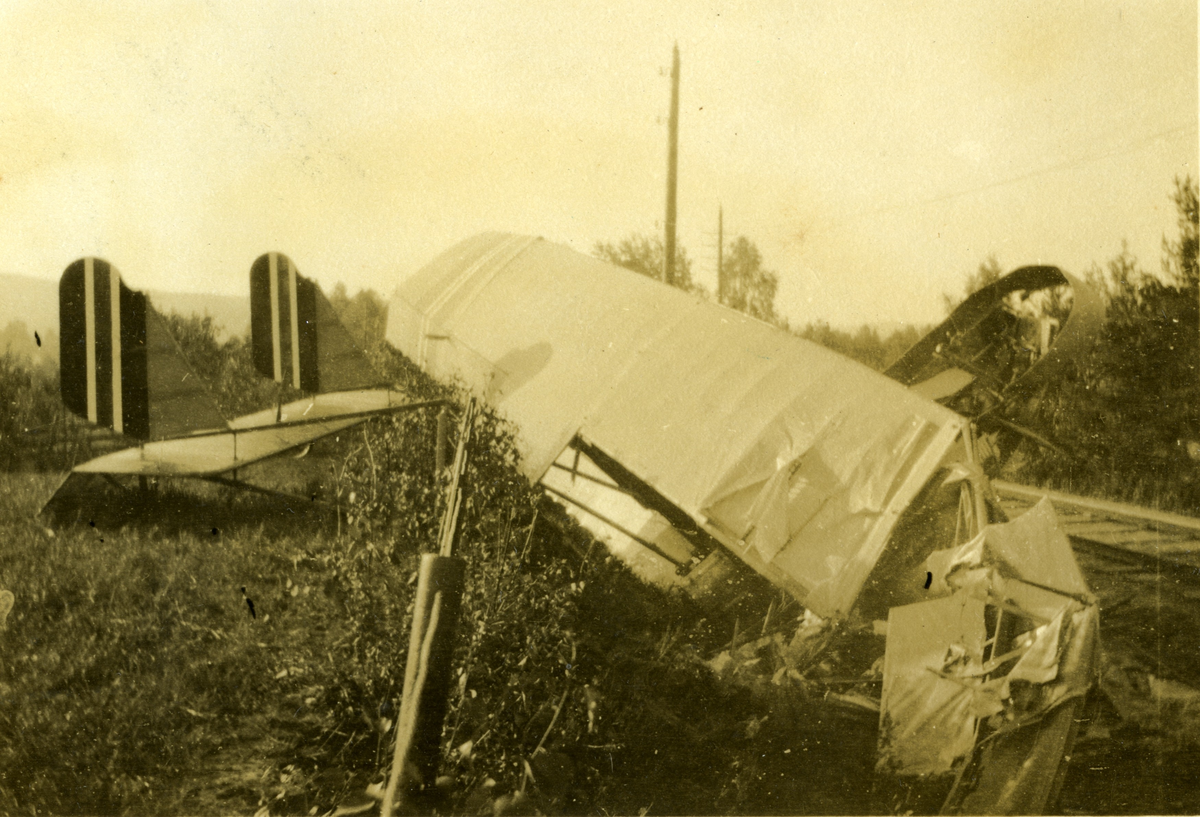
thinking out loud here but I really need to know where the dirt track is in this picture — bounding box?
[1059,541,1200,815]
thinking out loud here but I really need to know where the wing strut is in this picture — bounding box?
[541,483,693,571]
[200,475,340,510]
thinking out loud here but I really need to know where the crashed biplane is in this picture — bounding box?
[386,232,1101,813]
[43,254,439,519]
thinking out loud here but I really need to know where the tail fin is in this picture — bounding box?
[59,258,227,439]
[249,252,380,393]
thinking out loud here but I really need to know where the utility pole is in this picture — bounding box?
[664,43,680,287]
[717,205,724,305]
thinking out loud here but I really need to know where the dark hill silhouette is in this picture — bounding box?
[0,272,250,363]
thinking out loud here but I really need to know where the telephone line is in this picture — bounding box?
[817,121,1197,230]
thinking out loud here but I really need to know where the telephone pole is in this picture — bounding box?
[664,43,680,287]
[717,205,724,304]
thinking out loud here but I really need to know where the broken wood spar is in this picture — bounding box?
[382,398,476,816]
[438,399,476,558]
[435,405,448,474]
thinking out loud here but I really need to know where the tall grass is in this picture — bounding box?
[0,427,871,817]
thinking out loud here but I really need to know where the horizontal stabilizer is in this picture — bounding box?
[249,252,380,393]
[59,258,228,439]
[68,390,435,477]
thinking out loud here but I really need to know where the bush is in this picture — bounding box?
[0,351,92,471]
[0,281,883,815]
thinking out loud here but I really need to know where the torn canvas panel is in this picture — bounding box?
[879,589,1096,781]
[930,496,1090,600]
[878,592,988,777]
[881,501,1099,797]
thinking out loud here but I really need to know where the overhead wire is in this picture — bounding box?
[811,120,1197,231]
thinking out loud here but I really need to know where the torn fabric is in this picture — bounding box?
[878,592,987,776]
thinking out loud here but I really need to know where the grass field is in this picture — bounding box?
[0,343,878,816]
[0,428,880,817]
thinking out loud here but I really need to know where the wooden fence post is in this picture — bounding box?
[382,399,475,816]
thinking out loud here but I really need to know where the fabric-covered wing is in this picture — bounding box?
[228,388,409,429]
[59,257,228,439]
[388,232,968,617]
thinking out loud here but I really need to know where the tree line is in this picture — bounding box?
[593,232,924,370]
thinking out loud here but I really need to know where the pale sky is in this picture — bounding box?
[0,0,1195,328]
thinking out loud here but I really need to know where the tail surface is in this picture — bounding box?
[249,252,380,393]
[59,257,228,439]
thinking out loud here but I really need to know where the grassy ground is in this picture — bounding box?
[0,438,879,816]
[0,472,384,814]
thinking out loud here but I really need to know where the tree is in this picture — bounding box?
[1163,175,1199,287]
[0,350,88,470]
[721,236,779,324]
[1011,176,1200,512]
[328,283,388,350]
[160,312,277,418]
[943,254,1003,315]
[593,234,697,293]
[793,321,924,371]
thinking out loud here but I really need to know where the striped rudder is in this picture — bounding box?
[249,253,379,393]
[59,258,227,439]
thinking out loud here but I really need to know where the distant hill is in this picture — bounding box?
[0,273,250,363]
[0,274,57,359]
[145,290,250,339]
[0,319,57,369]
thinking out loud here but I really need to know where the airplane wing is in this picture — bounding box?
[74,416,363,476]
[59,257,228,439]
[388,233,971,618]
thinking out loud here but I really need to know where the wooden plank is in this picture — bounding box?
[994,480,1200,534]
[1072,530,1197,550]
[1061,521,1147,538]
[991,482,1200,578]
[1000,500,1100,524]
[1068,529,1161,548]
[1120,539,1200,556]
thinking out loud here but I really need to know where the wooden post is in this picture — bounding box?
[384,553,465,808]
[382,399,476,817]
[435,405,448,474]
